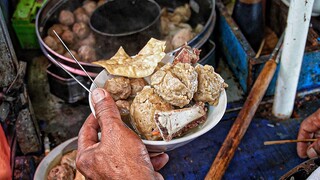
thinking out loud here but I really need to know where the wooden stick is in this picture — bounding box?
[264,139,317,145]
[205,34,284,180]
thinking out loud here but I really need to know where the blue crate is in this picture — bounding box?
[217,1,320,96]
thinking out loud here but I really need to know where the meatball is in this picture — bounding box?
[63,50,80,60]
[130,78,147,96]
[151,62,198,107]
[60,150,77,170]
[173,4,191,22]
[73,7,89,24]
[55,44,66,55]
[115,100,130,116]
[130,86,173,140]
[47,164,74,180]
[78,33,96,47]
[72,22,90,39]
[83,0,97,16]
[78,45,97,62]
[171,28,194,49]
[104,77,131,101]
[59,10,75,26]
[193,65,228,106]
[44,36,58,50]
[97,0,106,7]
[47,24,66,37]
[61,30,76,45]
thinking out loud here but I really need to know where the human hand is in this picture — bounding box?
[76,88,169,179]
[297,108,320,158]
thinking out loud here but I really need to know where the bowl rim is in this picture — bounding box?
[89,69,227,145]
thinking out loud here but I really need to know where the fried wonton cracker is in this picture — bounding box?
[93,38,166,78]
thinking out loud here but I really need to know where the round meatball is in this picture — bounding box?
[47,24,66,37]
[61,30,76,45]
[104,77,131,101]
[171,28,194,49]
[63,50,80,60]
[44,36,58,50]
[60,150,77,170]
[83,1,97,16]
[73,7,89,24]
[59,10,75,26]
[72,22,90,39]
[151,62,198,107]
[130,78,147,96]
[78,45,97,62]
[78,33,96,47]
[55,44,66,55]
[47,164,74,180]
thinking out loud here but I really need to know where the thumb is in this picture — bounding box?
[91,88,122,126]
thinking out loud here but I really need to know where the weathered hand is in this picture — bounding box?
[76,88,168,179]
[297,108,320,158]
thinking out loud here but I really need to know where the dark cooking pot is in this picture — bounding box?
[36,0,216,77]
[90,0,161,56]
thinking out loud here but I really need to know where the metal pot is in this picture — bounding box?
[90,0,162,56]
[36,0,216,77]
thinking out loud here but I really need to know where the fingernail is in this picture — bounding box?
[307,147,318,158]
[92,88,106,104]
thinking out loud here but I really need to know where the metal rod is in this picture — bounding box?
[53,30,98,88]
[47,54,91,93]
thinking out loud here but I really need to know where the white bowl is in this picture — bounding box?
[89,70,227,152]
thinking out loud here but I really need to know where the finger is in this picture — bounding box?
[78,114,100,154]
[149,152,164,158]
[315,130,320,138]
[307,139,320,158]
[154,172,164,180]
[91,88,122,127]
[297,109,320,158]
[150,153,169,171]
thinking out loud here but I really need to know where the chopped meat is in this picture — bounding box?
[104,77,131,101]
[130,78,147,96]
[130,86,173,140]
[173,44,201,65]
[151,62,198,107]
[47,164,74,180]
[155,102,207,141]
[194,64,228,106]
